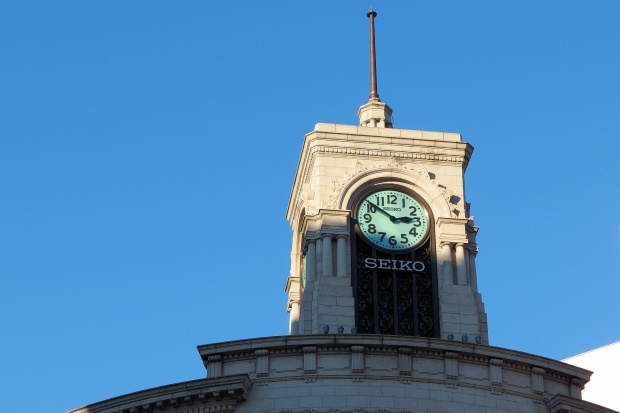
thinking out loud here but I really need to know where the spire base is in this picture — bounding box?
[358,100,393,128]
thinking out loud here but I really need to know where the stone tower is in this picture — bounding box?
[285,8,487,344]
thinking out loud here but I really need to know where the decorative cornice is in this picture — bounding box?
[547,394,619,413]
[197,335,592,388]
[281,409,417,413]
[67,375,251,413]
[308,145,468,164]
[286,125,473,225]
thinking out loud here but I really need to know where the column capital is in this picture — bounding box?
[321,233,334,240]
[440,241,453,248]
[436,217,470,245]
[336,234,348,240]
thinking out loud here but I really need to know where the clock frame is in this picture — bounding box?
[354,187,430,253]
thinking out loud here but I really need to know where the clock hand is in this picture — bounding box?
[367,201,396,221]
[393,216,413,223]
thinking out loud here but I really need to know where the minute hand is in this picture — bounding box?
[367,201,396,221]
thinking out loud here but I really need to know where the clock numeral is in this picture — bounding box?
[367,204,376,213]
[400,234,409,244]
[409,206,418,216]
[409,227,418,237]
[378,232,386,242]
[388,235,397,245]
[402,198,406,208]
[387,194,397,205]
[363,213,372,223]
[412,217,421,227]
[368,224,376,234]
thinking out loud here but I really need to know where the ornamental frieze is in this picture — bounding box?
[305,157,465,218]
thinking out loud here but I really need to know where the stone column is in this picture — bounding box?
[289,301,300,335]
[441,242,454,285]
[468,247,479,292]
[322,234,333,277]
[336,235,347,277]
[316,236,322,278]
[306,240,317,283]
[455,243,468,286]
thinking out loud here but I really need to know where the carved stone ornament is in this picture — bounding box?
[315,159,464,217]
[301,184,317,215]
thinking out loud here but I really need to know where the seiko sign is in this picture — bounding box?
[364,258,426,272]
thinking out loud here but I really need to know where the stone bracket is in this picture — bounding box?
[445,351,459,383]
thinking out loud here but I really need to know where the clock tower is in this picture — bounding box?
[285,9,488,343]
[69,9,602,413]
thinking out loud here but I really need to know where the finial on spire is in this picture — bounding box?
[367,7,379,102]
[358,8,393,128]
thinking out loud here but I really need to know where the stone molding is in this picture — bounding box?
[547,394,619,413]
[294,156,465,221]
[197,335,591,403]
[436,217,473,248]
[301,209,350,239]
[67,375,251,413]
[325,158,464,215]
[281,409,421,413]
[287,125,473,225]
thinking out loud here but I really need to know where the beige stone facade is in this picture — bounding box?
[285,123,486,343]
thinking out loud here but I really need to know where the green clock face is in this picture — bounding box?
[356,189,429,251]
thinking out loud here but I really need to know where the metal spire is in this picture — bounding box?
[358,7,392,128]
[367,7,380,102]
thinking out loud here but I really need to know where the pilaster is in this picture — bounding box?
[299,209,354,334]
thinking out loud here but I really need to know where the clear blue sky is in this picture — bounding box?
[1,2,619,412]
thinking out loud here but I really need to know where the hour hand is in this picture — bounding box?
[367,201,396,221]
[393,216,413,223]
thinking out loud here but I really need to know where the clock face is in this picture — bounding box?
[356,189,429,251]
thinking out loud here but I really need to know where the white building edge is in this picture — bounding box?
[563,341,620,412]
[68,9,617,413]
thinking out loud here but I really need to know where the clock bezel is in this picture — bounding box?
[353,186,431,253]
